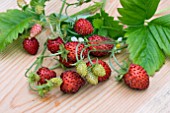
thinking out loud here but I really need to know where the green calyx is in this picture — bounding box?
[50,78,63,87]
[36,77,62,97]
[86,70,98,85]
[115,61,130,81]
[76,61,88,77]
[36,81,53,97]
[58,44,69,62]
[28,72,40,83]
[92,64,106,77]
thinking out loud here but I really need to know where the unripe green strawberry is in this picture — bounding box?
[50,78,63,87]
[86,71,98,85]
[17,0,27,8]
[35,5,44,14]
[76,61,88,77]
[92,64,106,77]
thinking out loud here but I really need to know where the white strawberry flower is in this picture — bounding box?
[71,36,78,42]
[117,37,123,42]
[78,37,84,42]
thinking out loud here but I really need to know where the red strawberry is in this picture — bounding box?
[59,56,75,68]
[30,24,42,38]
[87,60,112,82]
[47,37,64,53]
[74,18,93,36]
[37,67,57,84]
[59,42,88,67]
[23,37,39,55]
[60,70,85,93]
[123,64,149,90]
[88,35,114,57]
[65,42,88,62]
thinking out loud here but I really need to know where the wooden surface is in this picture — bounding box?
[1,0,170,113]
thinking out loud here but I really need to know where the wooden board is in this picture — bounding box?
[1,0,170,113]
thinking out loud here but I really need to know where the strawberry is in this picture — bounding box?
[123,64,149,90]
[86,70,98,85]
[65,42,88,62]
[37,67,57,84]
[60,70,85,94]
[87,60,112,82]
[17,0,27,8]
[30,24,42,38]
[74,18,93,36]
[47,37,64,53]
[76,61,88,77]
[92,64,106,77]
[23,37,39,55]
[59,42,88,67]
[35,5,44,14]
[59,56,75,68]
[88,35,114,57]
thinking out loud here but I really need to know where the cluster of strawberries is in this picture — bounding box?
[24,18,149,96]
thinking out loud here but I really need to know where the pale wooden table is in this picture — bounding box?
[1,0,170,113]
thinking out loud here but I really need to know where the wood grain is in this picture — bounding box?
[0,0,170,113]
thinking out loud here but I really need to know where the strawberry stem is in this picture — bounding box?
[34,42,47,71]
[49,64,61,70]
[43,52,63,58]
[108,45,128,74]
[67,29,80,36]
[59,0,67,18]
[109,54,120,74]
[88,50,94,65]
[29,83,37,91]
[48,22,56,36]
[70,2,103,18]
[80,46,88,60]
[75,43,81,61]
[111,52,125,70]
[25,61,37,77]
[25,42,47,77]
[102,0,107,9]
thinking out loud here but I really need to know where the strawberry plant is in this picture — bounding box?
[0,0,170,96]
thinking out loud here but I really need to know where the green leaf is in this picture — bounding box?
[30,0,49,7]
[146,0,160,19]
[87,9,124,39]
[126,26,165,76]
[70,2,103,18]
[118,0,160,26]
[0,9,36,52]
[92,19,103,29]
[119,0,170,76]
[101,10,124,38]
[149,14,170,56]
[98,28,108,37]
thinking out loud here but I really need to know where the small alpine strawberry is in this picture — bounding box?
[88,35,114,57]
[37,67,57,85]
[60,70,85,94]
[76,61,88,77]
[47,37,64,53]
[86,71,98,85]
[30,24,42,38]
[123,64,149,90]
[87,60,112,82]
[74,18,94,36]
[23,37,39,55]
[92,64,106,77]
